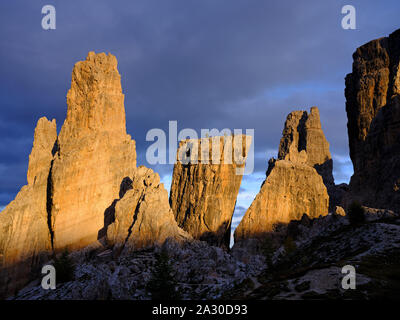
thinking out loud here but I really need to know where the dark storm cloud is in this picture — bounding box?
[1,0,400,207]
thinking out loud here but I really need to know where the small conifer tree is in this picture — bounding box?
[147,247,180,300]
[347,201,365,226]
[53,249,75,283]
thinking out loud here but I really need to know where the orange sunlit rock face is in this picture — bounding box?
[0,52,190,298]
[234,159,329,241]
[50,52,137,252]
[235,108,330,243]
[345,30,400,212]
[0,117,56,297]
[278,107,333,186]
[170,135,252,248]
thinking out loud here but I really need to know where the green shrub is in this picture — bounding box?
[53,249,75,283]
[347,201,365,226]
[147,247,181,300]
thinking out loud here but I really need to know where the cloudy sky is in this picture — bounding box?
[1,1,399,233]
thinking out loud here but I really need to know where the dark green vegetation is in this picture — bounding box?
[347,201,365,226]
[147,247,181,300]
[53,249,75,283]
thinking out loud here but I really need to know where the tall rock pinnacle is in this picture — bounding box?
[0,117,57,297]
[59,52,128,144]
[235,108,329,243]
[278,107,334,187]
[0,52,189,297]
[50,52,137,251]
[170,135,252,248]
[345,29,400,211]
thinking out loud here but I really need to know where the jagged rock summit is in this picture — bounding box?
[345,29,400,212]
[278,106,334,186]
[234,107,330,243]
[0,117,57,297]
[3,28,400,301]
[50,52,137,252]
[170,135,252,248]
[0,52,188,297]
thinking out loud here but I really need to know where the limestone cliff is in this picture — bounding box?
[345,29,400,212]
[0,52,188,297]
[50,52,137,251]
[0,118,56,297]
[235,109,329,243]
[170,135,252,248]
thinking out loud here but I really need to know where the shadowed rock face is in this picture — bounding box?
[345,29,400,212]
[0,118,57,297]
[235,108,329,243]
[278,107,334,196]
[170,135,252,248]
[106,166,190,253]
[277,107,340,209]
[50,52,137,252]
